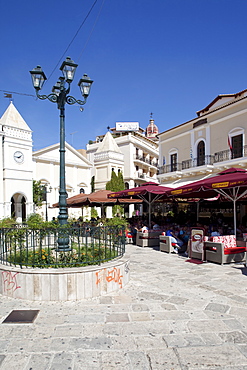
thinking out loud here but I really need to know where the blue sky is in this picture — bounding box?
[0,0,246,151]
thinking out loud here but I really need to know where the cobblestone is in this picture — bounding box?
[0,244,247,369]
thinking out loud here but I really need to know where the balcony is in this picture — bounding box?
[134,154,158,167]
[182,155,214,169]
[158,145,247,175]
[158,163,182,174]
[214,145,247,163]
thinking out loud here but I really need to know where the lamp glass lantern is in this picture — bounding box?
[30,66,47,90]
[78,74,93,98]
[52,80,62,95]
[60,57,78,83]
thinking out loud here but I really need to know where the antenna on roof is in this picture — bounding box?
[70,131,78,146]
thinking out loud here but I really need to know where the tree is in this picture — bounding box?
[91,176,95,193]
[106,170,125,217]
[33,180,44,209]
[106,170,124,192]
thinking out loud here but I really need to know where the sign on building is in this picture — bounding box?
[115,122,139,132]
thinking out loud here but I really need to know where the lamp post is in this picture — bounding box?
[30,57,93,251]
[43,185,52,221]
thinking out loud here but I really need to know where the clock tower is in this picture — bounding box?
[0,102,33,222]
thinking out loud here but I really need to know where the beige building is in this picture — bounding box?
[158,88,247,186]
[158,88,247,224]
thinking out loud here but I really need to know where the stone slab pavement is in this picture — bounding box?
[0,244,247,370]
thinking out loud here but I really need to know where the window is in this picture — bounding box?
[231,134,243,159]
[170,153,177,172]
[197,141,205,166]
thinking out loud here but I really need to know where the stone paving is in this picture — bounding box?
[0,244,247,370]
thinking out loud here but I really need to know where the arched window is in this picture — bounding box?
[169,149,178,172]
[231,134,243,159]
[21,196,26,221]
[197,141,205,166]
[11,197,15,218]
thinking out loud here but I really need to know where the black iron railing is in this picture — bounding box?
[158,146,247,174]
[134,155,158,167]
[0,226,125,268]
[158,163,182,174]
[214,145,247,163]
[182,155,214,169]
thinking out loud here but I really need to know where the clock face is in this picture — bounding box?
[14,151,24,163]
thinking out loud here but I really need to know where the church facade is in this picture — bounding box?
[0,102,92,222]
[0,102,33,222]
[0,103,160,222]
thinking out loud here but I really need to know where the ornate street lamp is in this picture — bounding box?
[42,185,52,221]
[30,57,93,251]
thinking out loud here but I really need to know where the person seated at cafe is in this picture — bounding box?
[166,227,184,253]
[140,222,149,232]
[151,220,160,230]
[178,226,190,252]
[211,226,221,237]
[130,223,138,244]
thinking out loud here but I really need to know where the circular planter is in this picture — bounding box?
[0,255,130,301]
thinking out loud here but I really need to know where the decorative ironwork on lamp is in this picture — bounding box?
[30,57,93,251]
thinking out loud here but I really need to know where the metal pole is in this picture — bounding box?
[57,94,70,251]
[45,188,48,221]
[148,192,151,229]
[58,103,68,227]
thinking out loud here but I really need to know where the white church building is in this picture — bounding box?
[0,102,92,222]
[0,102,160,222]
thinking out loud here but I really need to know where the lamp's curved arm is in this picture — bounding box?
[36,92,58,104]
[66,95,87,106]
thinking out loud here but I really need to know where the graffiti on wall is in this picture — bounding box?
[96,267,124,288]
[2,271,21,293]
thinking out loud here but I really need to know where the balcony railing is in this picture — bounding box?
[134,155,158,167]
[182,155,214,169]
[158,163,182,174]
[214,145,247,163]
[158,145,247,175]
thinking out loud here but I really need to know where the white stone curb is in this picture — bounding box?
[0,255,130,301]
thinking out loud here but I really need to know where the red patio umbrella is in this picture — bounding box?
[166,168,247,235]
[108,182,172,227]
[53,190,142,216]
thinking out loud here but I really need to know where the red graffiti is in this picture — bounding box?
[95,267,123,288]
[95,270,104,285]
[2,271,21,292]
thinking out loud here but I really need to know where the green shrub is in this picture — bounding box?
[26,213,44,228]
[0,217,16,228]
[106,217,127,227]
